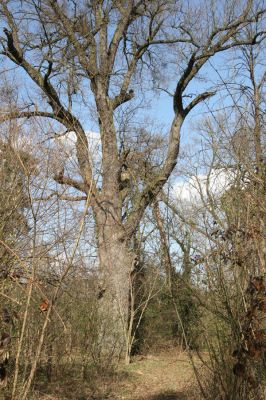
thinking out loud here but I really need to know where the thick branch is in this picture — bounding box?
[1,12,95,190]
[124,113,183,238]
[34,192,87,202]
[53,174,87,194]
[173,53,196,115]
[2,32,74,126]
[0,110,64,125]
[184,91,216,116]
[107,3,137,73]
[110,6,194,111]
[111,90,134,110]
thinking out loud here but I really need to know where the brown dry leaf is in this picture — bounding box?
[39,299,49,312]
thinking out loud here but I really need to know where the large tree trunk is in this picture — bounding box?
[89,78,136,360]
[96,212,133,359]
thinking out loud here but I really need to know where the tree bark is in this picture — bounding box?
[96,210,133,357]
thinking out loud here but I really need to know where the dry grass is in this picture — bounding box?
[25,349,201,400]
[115,349,200,400]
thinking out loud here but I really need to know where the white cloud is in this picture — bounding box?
[54,130,101,164]
[172,169,235,203]
[55,130,100,150]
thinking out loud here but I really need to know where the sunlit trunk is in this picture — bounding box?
[96,214,133,358]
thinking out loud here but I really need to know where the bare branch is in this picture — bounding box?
[34,192,87,202]
[0,5,95,190]
[184,91,216,116]
[0,110,65,125]
[123,3,266,236]
[48,0,98,79]
[111,89,135,110]
[53,173,88,194]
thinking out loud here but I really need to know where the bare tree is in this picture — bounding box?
[0,0,264,355]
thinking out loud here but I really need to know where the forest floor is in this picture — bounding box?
[35,349,201,400]
[114,350,199,400]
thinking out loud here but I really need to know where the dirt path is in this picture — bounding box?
[115,350,198,400]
